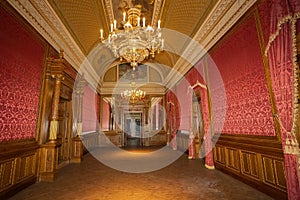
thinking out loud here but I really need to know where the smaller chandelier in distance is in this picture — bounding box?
[100,5,164,70]
[121,82,146,104]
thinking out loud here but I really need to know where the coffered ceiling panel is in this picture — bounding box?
[161,0,218,37]
[49,0,108,55]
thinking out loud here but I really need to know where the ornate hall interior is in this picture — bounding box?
[0,0,300,199]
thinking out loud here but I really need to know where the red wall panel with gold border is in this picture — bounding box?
[0,6,46,141]
[210,14,275,136]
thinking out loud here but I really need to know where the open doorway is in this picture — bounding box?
[124,112,142,147]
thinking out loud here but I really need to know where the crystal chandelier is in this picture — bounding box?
[100,6,164,70]
[121,82,146,104]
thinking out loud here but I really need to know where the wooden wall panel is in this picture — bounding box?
[274,160,286,190]
[0,159,15,191]
[262,155,286,192]
[16,154,36,183]
[240,150,260,180]
[214,145,226,165]
[226,148,240,172]
[214,135,287,199]
[262,156,276,186]
[0,141,38,199]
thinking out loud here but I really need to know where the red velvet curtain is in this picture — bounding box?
[261,0,300,198]
[166,90,180,150]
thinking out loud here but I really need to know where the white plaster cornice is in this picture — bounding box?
[163,0,257,89]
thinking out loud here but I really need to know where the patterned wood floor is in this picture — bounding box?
[9,147,273,200]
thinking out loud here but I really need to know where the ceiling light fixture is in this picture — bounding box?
[121,82,146,104]
[100,5,164,70]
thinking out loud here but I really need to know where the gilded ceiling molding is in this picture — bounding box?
[102,0,114,23]
[164,0,257,89]
[151,0,164,27]
[7,0,100,89]
[100,83,166,95]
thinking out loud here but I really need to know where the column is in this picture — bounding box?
[48,74,64,141]
[39,50,66,181]
[71,75,87,163]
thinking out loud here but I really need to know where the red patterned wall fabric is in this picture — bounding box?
[0,6,45,141]
[96,94,100,132]
[101,99,110,131]
[82,85,98,132]
[174,79,191,131]
[210,15,276,136]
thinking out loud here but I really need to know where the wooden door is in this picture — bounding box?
[57,100,73,166]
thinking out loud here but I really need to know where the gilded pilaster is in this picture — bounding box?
[48,74,63,141]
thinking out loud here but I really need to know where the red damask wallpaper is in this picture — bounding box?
[175,79,191,131]
[82,85,98,132]
[101,98,110,131]
[210,15,276,136]
[0,6,45,141]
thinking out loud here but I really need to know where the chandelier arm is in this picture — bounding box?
[100,6,163,69]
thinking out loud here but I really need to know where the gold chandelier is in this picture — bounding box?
[100,5,164,70]
[121,82,146,104]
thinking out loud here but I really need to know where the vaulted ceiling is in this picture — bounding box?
[7,0,257,94]
[47,0,218,56]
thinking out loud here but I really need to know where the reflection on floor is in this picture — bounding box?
[9,147,272,200]
[122,145,164,153]
[126,137,141,147]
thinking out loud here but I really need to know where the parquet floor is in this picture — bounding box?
[9,147,273,200]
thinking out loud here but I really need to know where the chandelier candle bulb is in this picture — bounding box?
[143,17,146,27]
[101,6,164,68]
[100,29,103,39]
[114,20,117,29]
[123,12,126,21]
[161,39,164,49]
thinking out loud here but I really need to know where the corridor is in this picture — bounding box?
[9,147,272,200]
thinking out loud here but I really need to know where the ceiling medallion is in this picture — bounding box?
[100,5,164,70]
